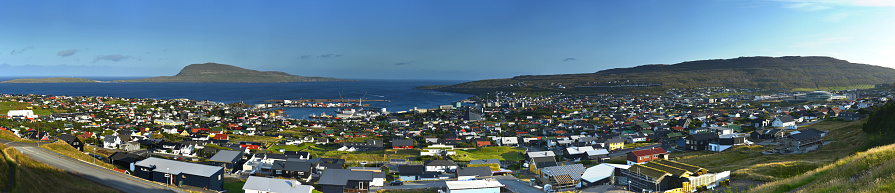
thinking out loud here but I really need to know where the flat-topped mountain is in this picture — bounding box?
[117,63,346,83]
[423,56,895,94]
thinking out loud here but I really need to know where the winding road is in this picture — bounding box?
[1,139,183,193]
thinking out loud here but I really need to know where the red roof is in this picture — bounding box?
[212,134,229,140]
[630,147,668,157]
[476,141,491,147]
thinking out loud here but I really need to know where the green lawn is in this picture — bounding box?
[297,143,420,161]
[223,181,245,193]
[0,101,66,115]
[450,146,527,161]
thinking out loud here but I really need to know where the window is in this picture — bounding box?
[276,170,282,174]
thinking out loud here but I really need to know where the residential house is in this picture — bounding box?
[499,137,519,146]
[208,150,244,173]
[626,134,648,143]
[271,160,314,182]
[469,159,502,168]
[539,164,586,191]
[103,135,122,149]
[685,133,719,151]
[133,157,224,191]
[58,134,83,151]
[346,167,386,187]
[529,157,558,175]
[109,152,145,171]
[391,139,414,149]
[617,159,718,193]
[121,141,141,152]
[242,176,315,193]
[626,147,669,165]
[398,165,426,181]
[777,130,824,154]
[425,160,458,173]
[709,134,748,152]
[317,169,375,193]
[564,146,596,160]
[598,137,625,151]
[586,149,610,162]
[772,116,797,129]
[455,166,493,181]
[340,139,384,151]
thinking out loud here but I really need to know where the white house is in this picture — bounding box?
[626,134,648,143]
[102,135,122,149]
[772,116,797,129]
[425,160,458,173]
[499,137,519,146]
[445,179,504,193]
[7,110,37,119]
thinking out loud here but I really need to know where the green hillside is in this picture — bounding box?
[116,63,347,83]
[748,142,895,193]
[424,56,895,95]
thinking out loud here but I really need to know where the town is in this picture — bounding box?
[0,86,888,193]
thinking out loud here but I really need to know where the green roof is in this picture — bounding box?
[654,159,706,174]
[641,130,655,134]
[628,164,671,180]
[667,132,684,138]
[644,162,691,177]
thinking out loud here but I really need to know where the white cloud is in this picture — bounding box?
[785,3,832,11]
[774,0,895,11]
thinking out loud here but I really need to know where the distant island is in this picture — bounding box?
[115,63,347,83]
[2,63,348,83]
[422,56,895,95]
[1,77,101,83]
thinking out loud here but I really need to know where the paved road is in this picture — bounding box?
[373,180,446,191]
[2,140,182,193]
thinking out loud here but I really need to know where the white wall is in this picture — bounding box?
[449,187,501,193]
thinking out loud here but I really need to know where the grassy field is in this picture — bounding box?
[748,142,895,193]
[450,146,526,162]
[673,119,867,184]
[0,101,66,115]
[792,84,874,92]
[222,178,245,193]
[291,143,421,161]
[40,141,118,170]
[229,135,282,144]
[1,143,120,193]
[624,142,658,149]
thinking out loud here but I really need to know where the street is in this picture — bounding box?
[2,139,183,193]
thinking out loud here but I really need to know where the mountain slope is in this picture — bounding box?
[425,56,895,94]
[117,63,346,83]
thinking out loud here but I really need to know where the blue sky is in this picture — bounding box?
[1,0,894,80]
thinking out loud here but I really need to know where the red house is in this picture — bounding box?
[392,139,414,149]
[476,140,492,147]
[626,147,669,165]
[239,142,261,150]
[212,134,229,140]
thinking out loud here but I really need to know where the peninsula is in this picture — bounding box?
[1,77,101,83]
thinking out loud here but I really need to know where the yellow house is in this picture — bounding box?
[605,138,625,151]
[529,157,557,175]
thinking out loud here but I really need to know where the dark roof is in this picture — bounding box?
[398,165,425,175]
[109,152,144,163]
[316,158,345,169]
[58,134,80,143]
[425,160,457,167]
[687,132,719,141]
[318,169,373,186]
[209,150,243,163]
[457,166,492,177]
[271,160,313,172]
[777,116,795,123]
[392,139,414,146]
[531,156,556,163]
[789,131,821,140]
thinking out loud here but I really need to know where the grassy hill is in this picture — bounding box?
[748,142,895,193]
[0,77,99,83]
[0,143,119,192]
[424,56,895,95]
[116,63,347,83]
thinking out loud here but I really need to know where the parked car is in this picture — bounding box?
[388,181,403,186]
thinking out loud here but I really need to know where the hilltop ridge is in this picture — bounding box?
[423,56,895,95]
